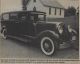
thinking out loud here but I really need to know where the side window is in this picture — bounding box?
[10,13,18,20]
[3,14,9,20]
[31,15,34,21]
[30,14,38,23]
[18,13,28,21]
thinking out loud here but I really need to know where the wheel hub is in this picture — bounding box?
[44,42,50,49]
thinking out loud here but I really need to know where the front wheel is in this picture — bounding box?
[38,32,59,56]
[40,37,55,56]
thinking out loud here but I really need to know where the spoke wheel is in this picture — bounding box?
[1,29,7,39]
[41,37,55,56]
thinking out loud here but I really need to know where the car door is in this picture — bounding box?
[18,12,36,36]
[9,12,20,35]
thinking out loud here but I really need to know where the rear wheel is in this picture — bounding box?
[1,28,8,39]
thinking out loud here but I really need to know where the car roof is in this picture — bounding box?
[2,11,46,15]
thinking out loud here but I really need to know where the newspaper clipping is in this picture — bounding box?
[0,0,79,64]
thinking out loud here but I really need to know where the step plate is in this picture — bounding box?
[8,35,31,43]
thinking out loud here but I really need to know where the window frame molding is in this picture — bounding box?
[49,7,51,15]
[60,8,62,15]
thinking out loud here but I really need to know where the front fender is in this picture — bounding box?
[37,30,59,39]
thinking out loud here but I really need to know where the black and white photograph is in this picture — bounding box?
[0,0,79,64]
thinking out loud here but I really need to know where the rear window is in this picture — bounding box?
[3,14,9,20]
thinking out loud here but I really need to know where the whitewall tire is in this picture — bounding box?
[40,37,55,56]
[1,29,7,39]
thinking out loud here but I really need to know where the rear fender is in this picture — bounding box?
[1,26,6,33]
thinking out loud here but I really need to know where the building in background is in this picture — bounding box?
[1,0,78,18]
[26,0,65,18]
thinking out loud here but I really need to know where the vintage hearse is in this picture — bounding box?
[0,11,78,56]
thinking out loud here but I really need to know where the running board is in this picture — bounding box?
[8,35,31,43]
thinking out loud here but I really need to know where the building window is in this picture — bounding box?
[55,8,56,15]
[34,0,36,2]
[33,7,36,11]
[60,8,61,15]
[49,8,51,15]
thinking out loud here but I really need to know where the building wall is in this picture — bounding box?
[27,0,64,18]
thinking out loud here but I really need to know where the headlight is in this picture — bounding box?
[68,25,72,32]
[68,25,77,34]
[57,23,64,34]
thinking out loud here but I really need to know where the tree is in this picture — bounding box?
[65,7,76,17]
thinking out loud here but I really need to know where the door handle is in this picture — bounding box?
[15,22,19,23]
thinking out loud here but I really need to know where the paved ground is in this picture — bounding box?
[0,34,79,59]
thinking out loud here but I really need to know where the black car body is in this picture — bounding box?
[0,11,78,56]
